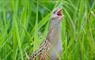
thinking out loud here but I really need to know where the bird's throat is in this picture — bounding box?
[47,19,61,44]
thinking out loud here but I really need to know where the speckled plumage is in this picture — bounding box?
[29,7,63,60]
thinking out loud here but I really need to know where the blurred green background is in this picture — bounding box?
[0,0,95,60]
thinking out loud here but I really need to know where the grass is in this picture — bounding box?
[0,0,95,60]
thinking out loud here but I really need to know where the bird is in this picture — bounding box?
[29,6,63,60]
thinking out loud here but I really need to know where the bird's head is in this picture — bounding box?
[51,7,63,22]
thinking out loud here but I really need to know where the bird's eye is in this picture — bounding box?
[53,10,57,14]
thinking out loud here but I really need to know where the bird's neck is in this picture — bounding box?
[47,19,61,43]
[50,19,60,33]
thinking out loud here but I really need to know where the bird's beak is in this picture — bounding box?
[57,8,62,16]
[57,8,63,22]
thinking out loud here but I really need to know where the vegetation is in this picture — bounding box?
[0,0,95,60]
